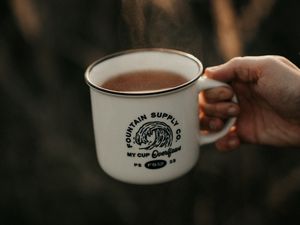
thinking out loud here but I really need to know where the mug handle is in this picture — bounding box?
[197,76,237,146]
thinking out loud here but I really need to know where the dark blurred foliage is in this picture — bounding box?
[1,0,300,225]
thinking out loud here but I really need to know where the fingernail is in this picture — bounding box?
[227,106,238,116]
[218,90,227,100]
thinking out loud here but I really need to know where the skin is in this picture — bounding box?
[200,56,300,151]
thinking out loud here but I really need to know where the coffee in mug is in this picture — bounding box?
[101,70,188,92]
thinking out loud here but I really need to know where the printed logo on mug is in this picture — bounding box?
[125,112,182,169]
[85,49,237,184]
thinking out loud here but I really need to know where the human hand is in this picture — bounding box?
[200,56,300,151]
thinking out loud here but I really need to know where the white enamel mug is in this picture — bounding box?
[85,49,236,184]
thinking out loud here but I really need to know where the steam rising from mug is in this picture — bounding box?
[121,0,202,55]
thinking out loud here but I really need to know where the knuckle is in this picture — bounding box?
[229,56,244,66]
[264,55,285,65]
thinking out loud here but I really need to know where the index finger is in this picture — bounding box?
[203,86,234,103]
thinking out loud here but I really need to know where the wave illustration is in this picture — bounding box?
[134,121,173,150]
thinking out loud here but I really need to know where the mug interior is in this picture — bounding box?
[85,49,203,95]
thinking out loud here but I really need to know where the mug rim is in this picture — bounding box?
[85,48,203,96]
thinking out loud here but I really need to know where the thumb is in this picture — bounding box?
[204,57,262,83]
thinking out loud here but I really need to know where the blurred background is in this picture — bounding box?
[1,0,300,224]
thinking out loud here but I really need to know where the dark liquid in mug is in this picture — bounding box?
[101,70,188,92]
